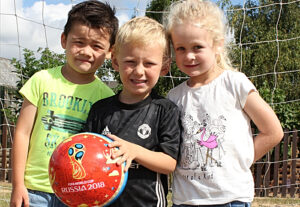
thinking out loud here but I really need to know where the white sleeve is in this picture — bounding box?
[234,72,257,108]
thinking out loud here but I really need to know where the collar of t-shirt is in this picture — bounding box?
[115,90,159,110]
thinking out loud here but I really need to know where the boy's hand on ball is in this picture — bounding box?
[107,134,139,172]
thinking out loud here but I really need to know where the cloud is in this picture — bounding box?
[117,13,130,27]
[0,0,149,61]
[0,0,71,60]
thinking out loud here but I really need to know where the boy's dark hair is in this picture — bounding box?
[64,0,119,46]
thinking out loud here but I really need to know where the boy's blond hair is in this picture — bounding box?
[113,16,170,61]
[164,0,234,70]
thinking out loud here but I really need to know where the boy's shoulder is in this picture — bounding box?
[26,66,62,82]
[32,65,62,77]
[151,91,172,103]
[150,91,179,110]
[92,94,117,107]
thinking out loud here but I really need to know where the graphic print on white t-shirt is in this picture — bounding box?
[180,112,226,173]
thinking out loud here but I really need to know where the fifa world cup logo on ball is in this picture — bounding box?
[49,133,128,207]
[68,143,86,179]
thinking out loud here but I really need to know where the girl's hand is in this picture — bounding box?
[106,134,140,172]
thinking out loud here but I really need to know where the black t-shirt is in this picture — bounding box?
[84,91,181,207]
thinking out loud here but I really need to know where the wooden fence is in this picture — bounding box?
[252,129,299,198]
[0,120,13,182]
[1,123,299,198]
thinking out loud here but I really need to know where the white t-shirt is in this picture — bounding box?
[168,70,256,205]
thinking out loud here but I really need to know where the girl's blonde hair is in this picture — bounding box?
[164,0,234,70]
[113,16,170,61]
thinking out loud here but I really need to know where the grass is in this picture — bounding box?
[167,191,300,207]
[251,197,300,207]
[1,182,299,207]
[0,181,11,207]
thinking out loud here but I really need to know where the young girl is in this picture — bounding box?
[163,0,283,206]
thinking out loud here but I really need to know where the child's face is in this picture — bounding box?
[171,22,218,79]
[61,22,111,79]
[112,43,168,103]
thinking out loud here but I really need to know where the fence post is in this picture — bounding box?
[7,125,14,182]
[1,119,7,181]
[272,142,280,197]
[263,152,271,196]
[255,157,263,196]
[290,130,298,197]
[281,131,289,197]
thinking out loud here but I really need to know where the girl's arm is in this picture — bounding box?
[244,91,283,162]
[106,134,176,174]
[10,98,37,207]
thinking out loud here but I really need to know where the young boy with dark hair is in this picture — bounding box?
[84,16,181,207]
[10,1,118,207]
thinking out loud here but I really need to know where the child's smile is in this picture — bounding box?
[113,43,165,103]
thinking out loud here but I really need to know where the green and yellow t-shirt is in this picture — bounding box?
[20,66,114,193]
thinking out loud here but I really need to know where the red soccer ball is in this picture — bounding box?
[49,132,128,207]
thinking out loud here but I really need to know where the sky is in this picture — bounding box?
[0,0,152,60]
[0,0,242,61]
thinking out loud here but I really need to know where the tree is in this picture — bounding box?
[226,0,300,130]
[146,0,173,23]
[146,0,300,130]
[7,48,65,123]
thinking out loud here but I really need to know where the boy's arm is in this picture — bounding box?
[107,134,176,174]
[10,98,37,207]
[243,91,283,162]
